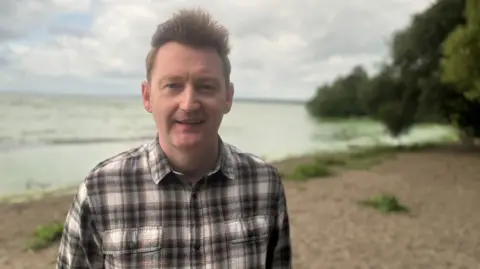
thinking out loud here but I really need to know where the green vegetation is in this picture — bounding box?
[358,195,409,214]
[441,0,480,103]
[440,0,480,140]
[290,162,333,180]
[27,221,64,251]
[315,146,395,171]
[306,0,480,145]
[278,147,388,180]
[279,141,451,181]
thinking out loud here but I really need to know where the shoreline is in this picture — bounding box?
[0,186,78,204]
[0,138,464,205]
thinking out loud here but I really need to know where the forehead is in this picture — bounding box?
[152,42,224,80]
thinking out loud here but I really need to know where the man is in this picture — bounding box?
[56,8,292,269]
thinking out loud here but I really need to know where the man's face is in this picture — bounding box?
[141,42,234,151]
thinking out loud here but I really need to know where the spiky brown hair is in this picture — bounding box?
[145,8,231,82]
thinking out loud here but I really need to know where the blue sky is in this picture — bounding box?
[0,0,434,100]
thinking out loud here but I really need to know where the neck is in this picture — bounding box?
[159,135,220,179]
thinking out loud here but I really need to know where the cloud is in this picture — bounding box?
[0,0,433,100]
[0,0,91,41]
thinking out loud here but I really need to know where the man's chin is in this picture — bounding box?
[171,137,203,150]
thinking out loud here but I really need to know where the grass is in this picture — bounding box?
[27,221,64,251]
[290,162,333,180]
[276,141,452,181]
[358,194,409,214]
[280,146,394,180]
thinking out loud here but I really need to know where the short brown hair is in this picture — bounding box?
[145,8,231,82]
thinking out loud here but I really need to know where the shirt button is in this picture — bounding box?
[192,193,197,199]
[194,242,201,250]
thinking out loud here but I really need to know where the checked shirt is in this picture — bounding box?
[56,136,292,269]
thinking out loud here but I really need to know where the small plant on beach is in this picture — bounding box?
[358,194,409,214]
[28,221,64,251]
[290,162,333,180]
[314,155,348,166]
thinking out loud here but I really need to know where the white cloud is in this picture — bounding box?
[0,0,433,100]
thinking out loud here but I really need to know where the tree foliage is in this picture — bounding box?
[305,0,480,140]
[370,68,417,138]
[441,0,480,102]
[388,0,467,122]
[306,65,370,119]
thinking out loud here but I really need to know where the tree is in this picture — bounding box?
[305,0,480,142]
[359,64,399,116]
[306,65,370,119]
[390,0,467,121]
[366,67,417,139]
[376,102,413,139]
[440,0,480,141]
[441,0,480,102]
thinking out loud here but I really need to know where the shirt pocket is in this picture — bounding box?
[102,226,163,269]
[225,215,270,269]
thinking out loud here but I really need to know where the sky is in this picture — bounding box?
[0,0,434,101]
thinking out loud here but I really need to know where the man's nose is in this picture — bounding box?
[179,84,200,111]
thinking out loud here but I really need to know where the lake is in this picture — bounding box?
[0,92,455,196]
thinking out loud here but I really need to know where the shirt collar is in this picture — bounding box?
[147,135,236,184]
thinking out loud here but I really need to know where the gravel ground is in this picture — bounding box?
[1,146,479,269]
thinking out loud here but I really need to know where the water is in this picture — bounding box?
[0,92,456,196]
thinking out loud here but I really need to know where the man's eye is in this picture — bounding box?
[166,83,182,89]
[200,84,215,90]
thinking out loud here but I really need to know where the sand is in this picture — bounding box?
[1,145,479,269]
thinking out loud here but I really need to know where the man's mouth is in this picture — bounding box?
[174,119,205,125]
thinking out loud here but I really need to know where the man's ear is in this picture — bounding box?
[141,80,152,113]
[224,82,234,114]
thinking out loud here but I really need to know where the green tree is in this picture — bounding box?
[306,0,480,141]
[441,0,480,139]
[386,0,480,139]
[306,65,370,119]
[365,66,417,138]
[389,0,467,122]
[359,64,398,116]
[441,0,480,102]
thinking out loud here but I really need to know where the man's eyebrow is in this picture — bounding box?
[157,75,184,86]
[159,75,184,81]
[196,76,221,83]
[157,75,221,85]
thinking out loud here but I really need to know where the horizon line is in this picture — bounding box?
[0,90,308,104]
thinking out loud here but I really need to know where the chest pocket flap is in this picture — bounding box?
[226,215,270,244]
[102,226,163,255]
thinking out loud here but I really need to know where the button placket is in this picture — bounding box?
[190,187,201,252]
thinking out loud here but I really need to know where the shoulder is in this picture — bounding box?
[223,142,282,182]
[89,143,148,177]
[81,140,152,193]
[67,140,154,219]
[222,142,287,204]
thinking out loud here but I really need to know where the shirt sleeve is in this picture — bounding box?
[267,175,293,269]
[56,182,104,269]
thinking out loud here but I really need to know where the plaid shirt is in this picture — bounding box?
[56,136,292,269]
